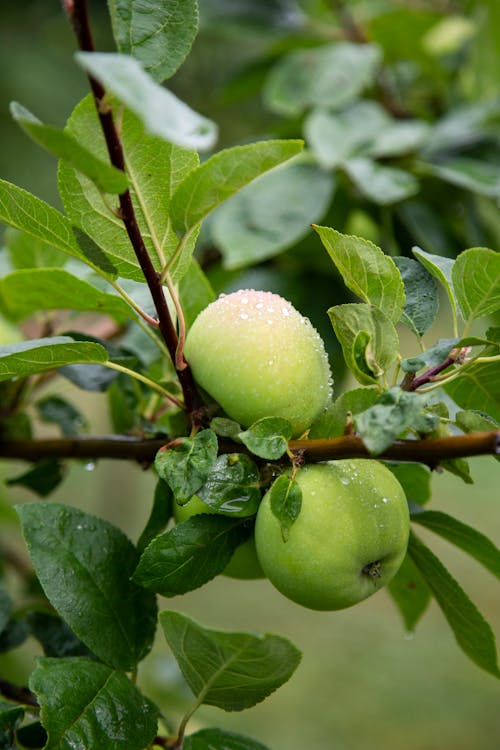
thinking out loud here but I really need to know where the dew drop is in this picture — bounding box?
[404,631,415,641]
[340,477,350,486]
[84,461,95,472]
[240,312,249,320]
[382,497,389,504]
[256,302,264,309]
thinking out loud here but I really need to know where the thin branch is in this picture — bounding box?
[64,0,202,416]
[1,431,498,465]
[0,678,39,708]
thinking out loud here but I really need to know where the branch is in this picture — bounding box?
[64,0,201,416]
[0,431,498,465]
[0,678,38,708]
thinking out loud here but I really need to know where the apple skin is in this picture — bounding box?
[254,460,410,611]
[184,289,332,437]
[173,496,265,580]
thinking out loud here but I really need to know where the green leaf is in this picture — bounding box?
[58,96,199,282]
[0,617,29,654]
[0,337,108,382]
[0,180,109,275]
[36,395,86,437]
[269,474,302,543]
[412,510,500,579]
[355,387,439,455]
[238,417,292,460]
[75,52,217,151]
[441,457,473,484]
[401,338,458,373]
[154,429,219,503]
[263,42,381,116]
[14,721,46,748]
[6,459,65,497]
[393,256,439,337]
[0,589,12,637]
[328,303,399,385]
[456,409,499,450]
[109,0,198,83]
[4,227,67,270]
[420,157,500,198]
[212,162,334,269]
[16,503,157,671]
[452,247,500,323]
[388,554,431,632]
[445,358,500,422]
[0,269,132,321]
[412,246,457,323]
[137,479,174,553]
[314,227,405,324]
[30,657,158,750]
[210,417,242,440]
[408,532,500,677]
[170,140,304,240]
[184,728,270,750]
[309,387,378,438]
[0,701,24,747]
[160,610,302,710]
[199,454,261,517]
[178,258,216,329]
[10,101,128,194]
[133,515,250,596]
[386,463,432,505]
[344,157,420,205]
[26,611,92,658]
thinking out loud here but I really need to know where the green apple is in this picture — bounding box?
[255,460,410,610]
[184,289,332,437]
[0,313,21,345]
[173,495,264,580]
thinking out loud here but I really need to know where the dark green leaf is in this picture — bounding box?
[309,387,378,438]
[269,474,302,543]
[0,589,12,636]
[388,554,431,632]
[14,721,46,749]
[210,417,242,440]
[452,247,500,323]
[198,454,261,517]
[76,52,217,151]
[386,463,432,505]
[16,503,157,671]
[264,42,381,116]
[0,701,24,748]
[408,532,500,677]
[0,337,108,382]
[328,304,399,385]
[178,259,215,329]
[412,247,457,323]
[393,256,439,336]
[355,388,439,455]
[0,269,132,321]
[344,157,419,205]
[412,510,500,578]
[133,515,250,596]
[0,617,29,654]
[6,459,65,497]
[137,480,173,553]
[212,162,334,269]
[109,0,198,83]
[30,657,158,750]
[10,102,128,194]
[154,429,218,503]
[239,417,292,460]
[26,611,93,658]
[184,728,270,750]
[58,332,137,393]
[36,396,86,438]
[160,610,302,710]
[315,227,405,323]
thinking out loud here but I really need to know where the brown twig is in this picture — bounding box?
[0,431,498,466]
[0,677,39,707]
[63,0,201,416]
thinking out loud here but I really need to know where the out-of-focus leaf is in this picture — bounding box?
[7,459,65,497]
[184,728,270,750]
[26,611,93,658]
[178,259,215,328]
[36,395,87,437]
[388,554,431,632]
[160,610,302,710]
[344,157,420,205]
[4,227,67,269]
[445,358,500,423]
[387,463,432,505]
[420,158,500,198]
[137,480,174,553]
[109,0,198,83]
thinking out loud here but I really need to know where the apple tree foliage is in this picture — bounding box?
[0,1,499,748]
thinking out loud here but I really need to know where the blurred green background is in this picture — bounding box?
[0,1,499,748]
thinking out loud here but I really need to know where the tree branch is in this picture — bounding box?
[0,678,38,708]
[0,431,498,466]
[64,0,202,416]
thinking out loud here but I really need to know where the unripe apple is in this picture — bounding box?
[173,496,264,580]
[255,460,410,611]
[184,289,332,437]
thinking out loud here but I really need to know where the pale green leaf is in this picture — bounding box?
[0,337,108,381]
[445,358,500,422]
[58,95,199,281]
[170,140,304,238]
[344,157,420,205]
[76,52,217,151]
[160,610,302,710]
[388,554,431,632]
[328,303,399,385]
[420,157,500,198]
[0,269,133,321]
[10,101,128,194]
[309,387,378,438]
[4,227,67,269]
[109,0,198,83]
[452,247,500,322]
[315,226,405,323]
